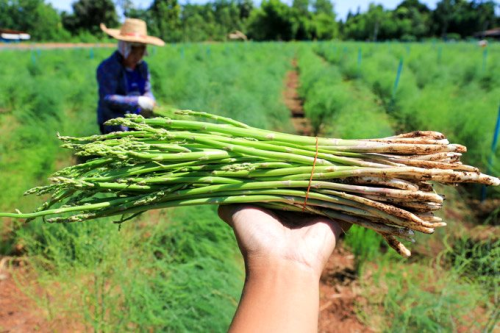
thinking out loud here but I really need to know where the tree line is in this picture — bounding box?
[0,0,498,42]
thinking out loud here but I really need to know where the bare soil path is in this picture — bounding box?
[283,58,371,333]
[0,259,56,333]
[319,245,373,333]
[0,267,84,332]
[0,267,86,333]
[283,60,312,136]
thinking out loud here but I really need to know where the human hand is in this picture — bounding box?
[218,205,349,279]
[138,96,155,111]
[219,205,350,332]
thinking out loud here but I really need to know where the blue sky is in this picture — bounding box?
[46,0,440,21]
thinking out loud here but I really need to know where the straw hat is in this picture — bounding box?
[100,18,165,46]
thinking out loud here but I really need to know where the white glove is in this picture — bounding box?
[138,96,155,111]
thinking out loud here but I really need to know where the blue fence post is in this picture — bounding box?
[389,57,404,112]
[89,47,94,59]
[392,57,404,100]
[482,48,488,73]
[481,104,500,201]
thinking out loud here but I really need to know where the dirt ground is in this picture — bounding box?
[283,60,371,332]
[0,260,44,332]
[0,258,85,333]
[284,60,313,136]
[0,248,369,333]
[318,245,372,333]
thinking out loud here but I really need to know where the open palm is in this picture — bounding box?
[218,205,347,277]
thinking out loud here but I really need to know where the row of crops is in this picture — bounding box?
[0,43,293,331]
[0,42,498,331]
[312,42,500,178]
[296,42,499,331]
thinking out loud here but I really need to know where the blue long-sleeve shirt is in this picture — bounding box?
[96,51,155,128]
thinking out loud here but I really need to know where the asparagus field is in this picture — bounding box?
[0,42,498,332]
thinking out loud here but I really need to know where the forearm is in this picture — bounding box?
[230,258,320,333]
[102,94,140,112]
[144,70,155,100]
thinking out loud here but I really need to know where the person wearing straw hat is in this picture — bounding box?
[97,18,165,134]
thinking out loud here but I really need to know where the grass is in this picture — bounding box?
[0,42,295,331]
[16,206,243,331]
[359,256,494,332]
[311,41,499,331]
[297,45,394,138]
[148,42,294,132]
[316,41,500,181]
[350,187,497,332]
[356,212,498,332]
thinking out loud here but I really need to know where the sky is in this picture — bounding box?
[46,0,440,21]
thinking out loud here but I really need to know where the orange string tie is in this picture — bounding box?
[303,136,319,212]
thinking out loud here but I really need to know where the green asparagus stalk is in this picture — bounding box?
[1,110,499,258]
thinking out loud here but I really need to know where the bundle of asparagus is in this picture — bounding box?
[1,110,498,257]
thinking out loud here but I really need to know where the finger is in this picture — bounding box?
[308,213,352,234]
[218,204,277,227]
[218,204,258,227]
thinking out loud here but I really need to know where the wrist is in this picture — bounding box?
[246,256,321,284]
[231,256,320,333]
